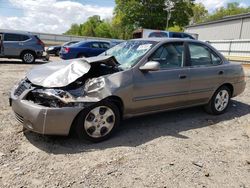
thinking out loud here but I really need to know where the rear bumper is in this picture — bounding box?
[10,88,82,135]
[59,53,68,60]
[232,81,246,97]
[36,50,49,60]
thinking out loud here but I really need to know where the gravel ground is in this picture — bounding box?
[0,58,250,188]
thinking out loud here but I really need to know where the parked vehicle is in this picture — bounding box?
[133,28,197,39]
[59,41,111,60]
[0,30,48,63]
[10,38,246,142]
[110,40,124,47]
[46,41,79,56]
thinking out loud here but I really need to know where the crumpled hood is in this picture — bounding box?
[26,56,119,88]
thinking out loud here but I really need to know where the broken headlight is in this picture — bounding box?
[29,89,75,107]
[84,77,105,94]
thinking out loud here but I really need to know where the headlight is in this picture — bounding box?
[47,47,54,50]
[84,77,105,93]
[31,89,75,104]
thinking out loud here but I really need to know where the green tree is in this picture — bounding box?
[80,15,102,37]
[95,22,113,38]
[207,2,250,21]
[114,0,194,38]
[167,25,183,32]
[64,23,81,35]
[191,3,208,24]
[168,0,194,28]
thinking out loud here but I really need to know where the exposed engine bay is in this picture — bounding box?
[17,56,121,108]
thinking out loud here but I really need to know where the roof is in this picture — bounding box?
[131,37,196,43]
[0,29,32,35]
[186,13,250,28]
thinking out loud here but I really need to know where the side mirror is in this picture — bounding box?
[139,61,160,72]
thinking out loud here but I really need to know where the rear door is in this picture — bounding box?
[187,42,224,104]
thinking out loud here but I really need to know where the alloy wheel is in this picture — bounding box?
[214,90,229,112]
[84,106,115,138]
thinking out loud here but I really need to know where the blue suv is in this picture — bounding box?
[59,41,110,60]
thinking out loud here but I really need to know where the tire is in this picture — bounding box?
[21,51,36,63]
[77,54,85,58]
[204,86,231,115]
[74,101,120,142]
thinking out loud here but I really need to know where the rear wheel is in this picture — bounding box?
[77,54,85,58]
[75,101,120,142]
[204,86,231,115]
[21,51,36,63]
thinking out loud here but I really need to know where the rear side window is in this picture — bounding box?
[149,32,168,38]
[172,33,183,38]
[183,33,194,39]
[91,43,100,48]
[4,34,30,41]
[189,43,222,66]
[99,42,110,49]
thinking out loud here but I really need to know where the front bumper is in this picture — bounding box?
[10,87,83,135]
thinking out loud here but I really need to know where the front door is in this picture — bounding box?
[187,42,225,104]
[132,42,191,114]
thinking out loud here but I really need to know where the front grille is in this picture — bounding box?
[14,112,24,124]
[14,80,31,97]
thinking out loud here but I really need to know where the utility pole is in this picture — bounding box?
[164,0,175,29]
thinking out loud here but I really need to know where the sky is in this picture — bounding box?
[0,0,250,34]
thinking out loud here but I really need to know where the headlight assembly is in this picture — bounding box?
[84,77,105,93]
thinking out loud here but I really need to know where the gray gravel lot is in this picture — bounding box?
[0,57,250,188]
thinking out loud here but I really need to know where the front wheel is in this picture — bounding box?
[74,101,120,142]
[21,52,36,63]
[204,86,231,115]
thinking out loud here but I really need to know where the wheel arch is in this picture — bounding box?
[77,52,87,58]
[20,49,37,58]
[69,95,124,136]
[104,95,124,118]
[218,83,234,97]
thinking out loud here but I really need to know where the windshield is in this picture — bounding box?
[101,40,157,70]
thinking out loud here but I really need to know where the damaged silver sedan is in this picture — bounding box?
[10,39,246,142]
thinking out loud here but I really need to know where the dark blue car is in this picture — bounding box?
[59,41,110,60]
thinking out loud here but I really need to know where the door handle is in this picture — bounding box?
[218,71,224,75]
[179,74,187,79]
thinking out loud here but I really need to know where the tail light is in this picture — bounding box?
[35,36,45,47]
[63,47,70,53]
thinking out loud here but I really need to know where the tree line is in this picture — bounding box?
[65,1,250,39]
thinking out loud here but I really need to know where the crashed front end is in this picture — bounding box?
[10,56,121,135]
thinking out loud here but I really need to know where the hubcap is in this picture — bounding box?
[215,90,229,112]
[84,106,115,138]
[23,53,34,63]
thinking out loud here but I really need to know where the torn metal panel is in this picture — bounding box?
[26,56,119,88]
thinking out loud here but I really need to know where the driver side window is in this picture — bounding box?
[149,42,184,69]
